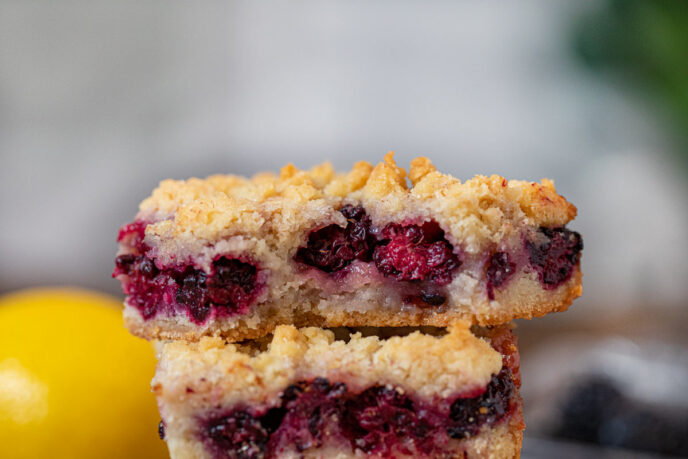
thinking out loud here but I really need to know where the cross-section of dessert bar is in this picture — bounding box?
[114,153,582,341]
[153,322,524,459]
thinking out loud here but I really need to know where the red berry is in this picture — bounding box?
[373,221,460,285]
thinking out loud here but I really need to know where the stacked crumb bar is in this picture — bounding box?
[114,154,582,458]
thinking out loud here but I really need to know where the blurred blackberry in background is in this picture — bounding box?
[554,377,688,456]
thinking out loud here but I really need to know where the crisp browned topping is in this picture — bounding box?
[138,153,576,244]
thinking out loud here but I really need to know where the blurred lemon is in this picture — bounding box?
[0,288,168,459]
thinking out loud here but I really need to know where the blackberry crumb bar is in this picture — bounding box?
[114,154,582,341]
[153,322,524,459]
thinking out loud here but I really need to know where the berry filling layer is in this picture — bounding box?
[201,370,517,458]
[114,210,583,323]
[113,222,262,323]
[295,205,583,302]
[294,206,461,306]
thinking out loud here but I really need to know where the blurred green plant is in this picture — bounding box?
[572,0,688,164]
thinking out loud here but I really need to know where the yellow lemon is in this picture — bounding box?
[0,288,168,459]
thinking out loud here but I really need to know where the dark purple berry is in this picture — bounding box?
[260,407,286,434]
[207,258,258,311]
[311,377,332,393]
[175,268,209,309]
[281,384,304,403]
[115,254,137,272]
[139,258,158,278]
[526,227,583,289]
[172,258,259,324]
[486,252,516,300]
[448,368,515,439]
[294,205,375,273]
[419,290,446,306]
[205,410,270,459]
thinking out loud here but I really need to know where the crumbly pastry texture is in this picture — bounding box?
[153,323,524,459]
[154,322,502,401]
[139,153,574,244]
[116,153,582,342]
